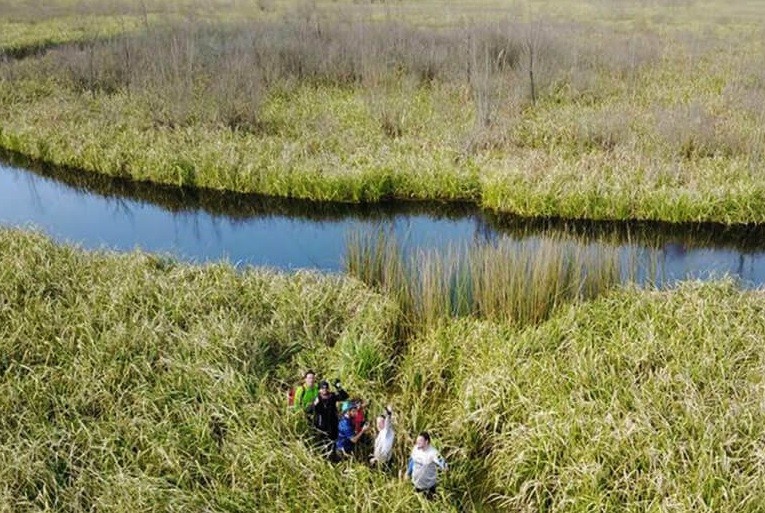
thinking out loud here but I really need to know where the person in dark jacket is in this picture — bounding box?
[307,380,348,448]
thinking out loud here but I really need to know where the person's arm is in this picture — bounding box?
[434,451,447,471]
[350,424,369,444]
[293,386,304,411]
[306,396,319,414]
[335,387,349,402]
[405,457,414,477]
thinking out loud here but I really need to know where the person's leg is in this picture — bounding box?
[380,459,394,477]
[415,486,437,500]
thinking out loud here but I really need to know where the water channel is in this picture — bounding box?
[2,151,765,287]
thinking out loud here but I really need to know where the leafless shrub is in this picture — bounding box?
[55,41,131,94]
[257,0,275,13]
[603,32,663,80]
[463,123,513,154]
[724,67,765,123]
[365,74,428,138]
[16,11,666,131]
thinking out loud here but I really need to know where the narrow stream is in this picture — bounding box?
[2,151,765,286]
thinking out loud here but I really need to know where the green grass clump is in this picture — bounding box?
[345,228,621,330]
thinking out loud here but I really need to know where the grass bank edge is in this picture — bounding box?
[3,119,765,226]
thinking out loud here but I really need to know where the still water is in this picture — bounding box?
[2,152,765,286]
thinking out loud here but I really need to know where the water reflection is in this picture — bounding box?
[2,149,765,286]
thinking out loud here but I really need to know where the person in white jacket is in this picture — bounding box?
[369,405,394,468]
[405,431,447,499]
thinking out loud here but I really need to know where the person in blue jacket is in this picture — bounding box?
[336,401,369,457]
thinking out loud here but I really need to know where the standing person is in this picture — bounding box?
[336,401,369,457]
[350,398,367,435]
[308,380,348,448]
[349,398,372,455]
[293,370,319,412]
[405,432,447,499]
[369,405,394,468]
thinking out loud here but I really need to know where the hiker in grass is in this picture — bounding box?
[293,370,319,412]
[350,398,367,436]
[350,398,373,455]
[336,401,369,457]
[369,405,394,468]
[405,431,447,499]
[307,379,348,446]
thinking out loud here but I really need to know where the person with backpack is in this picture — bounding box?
[307,380,348,450]
[292,370,319,412]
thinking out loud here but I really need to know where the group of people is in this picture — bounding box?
[291,370,447,498]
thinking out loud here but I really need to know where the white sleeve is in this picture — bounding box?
[434,450,446,470]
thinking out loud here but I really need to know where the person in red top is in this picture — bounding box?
[347,398,372,457]
[350,398,367,434]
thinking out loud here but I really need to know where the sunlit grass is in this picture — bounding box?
[3,228,765,511]
[345,228,622,330]
[1,0,765,223]
[0,228,437,512]
[394,280,765,511]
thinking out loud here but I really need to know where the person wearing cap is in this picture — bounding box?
[336,401,369,456]
[307,379,348,447]
[405,431,447,499]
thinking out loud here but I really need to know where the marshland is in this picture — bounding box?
[3,0,765,511]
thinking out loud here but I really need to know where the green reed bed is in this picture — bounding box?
[3,228,765,511]
[393,280,765,512]
[1,1,765,223]
[0,229,447,512]
[344,229,622,330]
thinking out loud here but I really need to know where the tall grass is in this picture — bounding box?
[345,228,622,329]
[465,280,765,510]
[388,279,765,511]
[2,1,765,223]
[0,228,434,512]
[4,228,765,511]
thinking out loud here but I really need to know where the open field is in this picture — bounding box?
[1,0,765,224]
[2,228,765,511]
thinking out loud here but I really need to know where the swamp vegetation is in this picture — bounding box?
[3,229,765,511]
[1,0,765,223]
[3,1,765,511]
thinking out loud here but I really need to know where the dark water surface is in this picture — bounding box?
[2,152,765,287]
